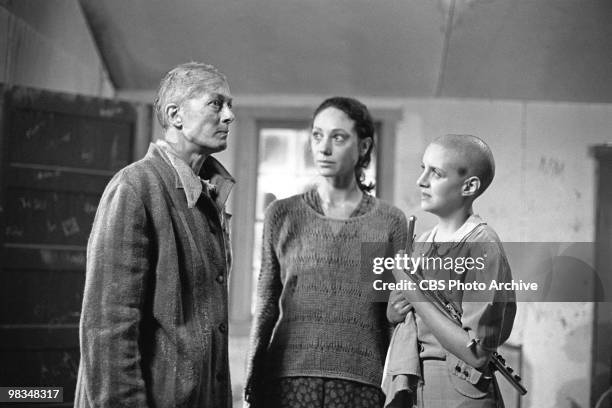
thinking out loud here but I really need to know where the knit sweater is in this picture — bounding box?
[245,189,407,401]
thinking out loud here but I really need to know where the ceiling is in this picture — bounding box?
[79,0,612,103]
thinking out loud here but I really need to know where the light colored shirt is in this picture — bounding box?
[154,139,235,273]
[414,214,516,358]
[155,139,212,208]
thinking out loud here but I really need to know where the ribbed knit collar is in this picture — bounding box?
[302,188,376,218]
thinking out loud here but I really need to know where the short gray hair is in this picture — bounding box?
[154,62,228,129]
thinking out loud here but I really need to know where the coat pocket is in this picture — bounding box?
[446,354,490,399]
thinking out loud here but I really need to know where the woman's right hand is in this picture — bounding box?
[386,289,413,324]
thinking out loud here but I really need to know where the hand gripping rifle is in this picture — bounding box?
[404,216,527,396]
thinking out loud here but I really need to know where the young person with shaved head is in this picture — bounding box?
[385,134,516,408]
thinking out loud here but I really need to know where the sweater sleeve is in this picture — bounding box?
[78,179,150,407]
[244,204,283,406]
[391,209,409,253]
[385,207,409,332]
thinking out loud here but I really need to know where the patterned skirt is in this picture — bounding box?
[264,376,385,408]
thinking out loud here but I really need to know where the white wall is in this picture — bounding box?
[0,0,113,97]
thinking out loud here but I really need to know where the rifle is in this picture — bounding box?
[404,216,527,396]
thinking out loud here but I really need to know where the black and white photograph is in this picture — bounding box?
[1,1,611,407]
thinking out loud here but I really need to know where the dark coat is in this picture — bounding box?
[75,144,234,408]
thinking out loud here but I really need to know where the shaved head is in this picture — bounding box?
[431,134,495,197]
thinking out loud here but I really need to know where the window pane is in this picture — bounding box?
[255,128,317,219]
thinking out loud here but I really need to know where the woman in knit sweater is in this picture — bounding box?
[245,96,408,408]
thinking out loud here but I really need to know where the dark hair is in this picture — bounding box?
[312,96,375,192]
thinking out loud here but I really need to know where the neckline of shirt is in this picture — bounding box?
[301,189,379,221]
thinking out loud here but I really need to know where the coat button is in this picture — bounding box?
[216,274,225,284]
[216,372,225,382]
[218,322,227,333]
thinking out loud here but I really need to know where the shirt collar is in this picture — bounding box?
[154,140,235,209]
[425,214,486,243]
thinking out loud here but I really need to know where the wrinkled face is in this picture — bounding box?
[416,143,467,216]
[311,107,365,179]
[178,82,234,154]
